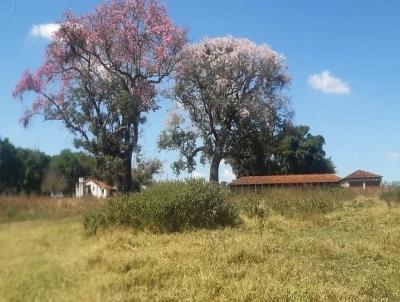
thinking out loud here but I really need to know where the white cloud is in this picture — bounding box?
[191,170,207,179]
[30,23,60,40]
[388,151,400,159]
[308,70,350,95]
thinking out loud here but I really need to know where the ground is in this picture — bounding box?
[1,195,400,301]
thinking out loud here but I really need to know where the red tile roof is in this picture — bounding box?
[343,170,382,180]
[85,179,114,190]
[230,174,341,186]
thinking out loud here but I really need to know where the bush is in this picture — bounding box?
[380,187,400,205]
[83,180,239,234]
[231,188,357,218]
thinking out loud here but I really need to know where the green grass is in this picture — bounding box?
[83,180,239,234]
[1,191,400,301]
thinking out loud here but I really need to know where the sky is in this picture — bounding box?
[1,0,400,182]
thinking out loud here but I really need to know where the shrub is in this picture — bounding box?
[83,180,239,234]
[380,187,400,205]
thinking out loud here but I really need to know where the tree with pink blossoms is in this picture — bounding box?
[13,0,186,192]
[159,37,291,182]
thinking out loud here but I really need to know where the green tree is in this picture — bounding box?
[226,131,279,177]
[277,125,335,174]
[41,166,68,196]
[13,0,186,192]
[16,149,50,194]
[48,149,95,195]
[159,37,291,182]
[131,158,162,191]
[0,138,21,193]
[227,124,335,177]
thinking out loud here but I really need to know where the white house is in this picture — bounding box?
[75,178,114,198]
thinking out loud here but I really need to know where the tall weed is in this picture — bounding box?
[83,180,239,234]
[0,196,99,223]
[380,187,400,206]
[231,188,357,218]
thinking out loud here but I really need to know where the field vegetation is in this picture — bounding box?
[83,180,239,234]
[1,187,400,301]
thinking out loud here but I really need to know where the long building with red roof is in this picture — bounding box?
[229,170,382,191]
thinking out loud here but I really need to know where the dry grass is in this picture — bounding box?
[0,196,101,223]
[1,191,400,301]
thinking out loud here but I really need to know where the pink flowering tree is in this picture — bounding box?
[13,0,186,192]
[159,37,291,182]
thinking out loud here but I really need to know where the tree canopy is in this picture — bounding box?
[0,138,50,194]
[42,149,96,195]
[9,3,338,189]
[227,124,335,177]
[16,149,50,194]
[0,138,21,193]
[13,0,186,192]
[159,36,291,182]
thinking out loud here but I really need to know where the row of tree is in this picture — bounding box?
[0,119,334,195]
[226,124,335,177]
[13,0,334,192]
[0,138,161,195]
[0,139,92,194]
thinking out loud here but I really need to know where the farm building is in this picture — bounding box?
[229,174,341,192]
[229,170,383,191]
[340,170,382,189]
[75,178,114,198]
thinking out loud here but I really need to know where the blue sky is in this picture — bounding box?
[1,0,400,182]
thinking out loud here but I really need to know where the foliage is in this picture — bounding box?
[131,158,162,191]
[277,124,335,174]
[227,123,335,177]
[83,180,239,234]
[159,36,291,182]
[41,167,68,196]
[0,138,159,194]
[0,138,51,194]
[0,138,21,193]
[15,149,50,194]
[45,149,95,195]
[93,154,162,192]
[13,0,186,192]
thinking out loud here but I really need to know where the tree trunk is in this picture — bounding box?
[121,151,133,193]
[119,114,138,193]
[209,153,222,183]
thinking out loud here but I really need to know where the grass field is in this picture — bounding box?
[1,191,400,301]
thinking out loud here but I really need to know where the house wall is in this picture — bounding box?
[76,178,110,198]
[75,178,85,198]
[86,181,109,198]
[341,178,382,189]
[349,179,381,189]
